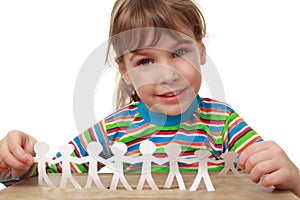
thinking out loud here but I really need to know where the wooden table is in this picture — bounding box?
[0,172,298,199]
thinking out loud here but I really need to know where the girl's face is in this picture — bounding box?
[118,27,206,116]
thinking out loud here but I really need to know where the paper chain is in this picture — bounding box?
[33,141,240,191]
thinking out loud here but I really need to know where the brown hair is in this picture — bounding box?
[106,0,206,109]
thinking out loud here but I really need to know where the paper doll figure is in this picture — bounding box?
[189,150,222,192]
[105,142,135,191]
[51,144,88,189]
[160,143,192,190]
[84,141,107,189]
[219,151,240,176]
[33,142,55,187]
[136,140,161,191]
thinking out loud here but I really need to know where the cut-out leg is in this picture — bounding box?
[68,174,81,189]
[136,176,146,190]
[189,174,202,191]
[219,166,230,175]
[43,175,55,188]
[119,174,133,191]
[164,173,174,189]
[93,176,106,189]
[203,174,215,191]
[110,174,119,190]
[146,176,159,190]
[175,173,186,190]
[85,176,93,188]
[59,176,68,189]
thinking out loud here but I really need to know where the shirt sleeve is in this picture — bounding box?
[222,111,263,154]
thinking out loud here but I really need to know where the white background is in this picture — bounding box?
[0,0,299,168]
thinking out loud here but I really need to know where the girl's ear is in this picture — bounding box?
[116,58,132,85]
[199,42,206,65]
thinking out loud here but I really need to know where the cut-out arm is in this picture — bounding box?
[50,157,62,164]
[153,157,169,165]
[181,157,198,164]
[209,158,224,164]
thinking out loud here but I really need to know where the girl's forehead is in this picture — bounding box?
[112,27,198,57]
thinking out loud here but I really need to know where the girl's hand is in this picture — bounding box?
[0,130,37,178]
[238,140,300,197]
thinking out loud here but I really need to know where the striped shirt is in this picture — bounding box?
[46,95,262,174]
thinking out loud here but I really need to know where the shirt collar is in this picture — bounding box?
[138,95,201,126]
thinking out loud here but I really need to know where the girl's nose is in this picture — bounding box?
[157,62,180,85]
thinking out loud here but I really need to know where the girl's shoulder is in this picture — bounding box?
[199,97,235,116]
[104,101,140,122]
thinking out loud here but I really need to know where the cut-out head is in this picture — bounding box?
[111,142,128,156]
[87,141,104,155]
[34,142,50,155]
[59,144,75,156]
[164,143,181,156]
[139,140,156,155]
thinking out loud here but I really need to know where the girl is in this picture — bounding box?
[0,0,299,196]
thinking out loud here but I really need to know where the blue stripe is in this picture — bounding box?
[207,125,224,133]
[229,121,248,138]
[73,136,86,156]
[94,123,111,157]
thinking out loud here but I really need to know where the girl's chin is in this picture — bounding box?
[151,104,190,116]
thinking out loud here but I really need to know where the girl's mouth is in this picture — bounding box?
[157,88,187,102]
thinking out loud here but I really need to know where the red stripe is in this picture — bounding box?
[89,127,97,141]
[229,127,252,149]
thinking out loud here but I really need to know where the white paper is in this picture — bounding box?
[33,142,55,187]
[219,152,240,176]
[105,142,134,191]
[85,141,107,189]
[135,140,159,191]
[0,183,6,191]
[189,150,215,192]
[51,144,88,189]
[162,143,187,190]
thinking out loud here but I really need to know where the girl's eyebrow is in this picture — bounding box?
[128,50,149,62]
[128,39,195,62]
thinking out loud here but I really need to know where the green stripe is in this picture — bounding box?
[106,121,132,130]
[83,129,92,143]
[196,110,228,121]
[221,112,237,141]
[230,130,258,151]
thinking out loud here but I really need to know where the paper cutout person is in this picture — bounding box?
[160,143,194,190]
[84,141,107,189]
[219,151,240,176]
[51,144,88,189]
[105,142,135,191]
[136,140,161,191]
[189,150,222,192]
[33,142,55,187]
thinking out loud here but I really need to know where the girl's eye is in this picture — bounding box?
[173,49,187,58]
[137,59,153,67]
